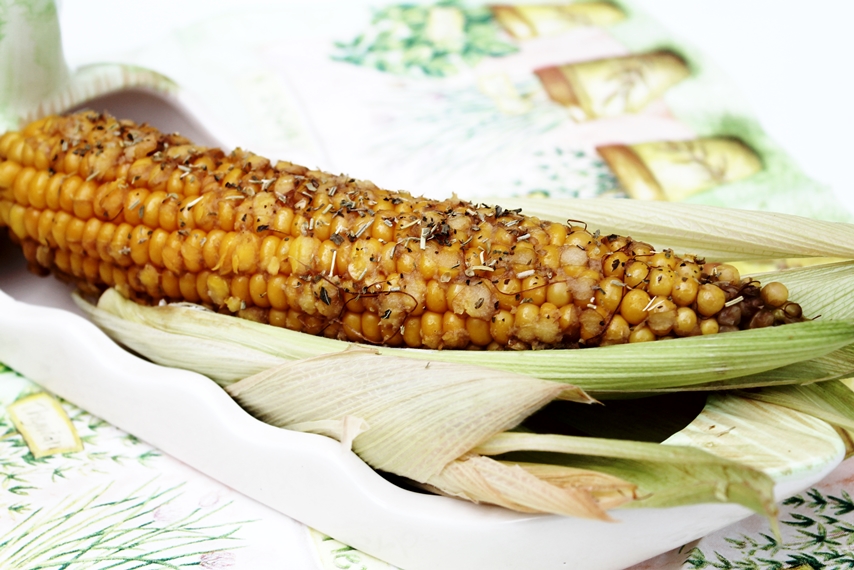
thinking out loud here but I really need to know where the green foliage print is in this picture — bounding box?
[332,0,517,77]
[0,380,160,517]
[0,481,250,569]
[685,488,854,570]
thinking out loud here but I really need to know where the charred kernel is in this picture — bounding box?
[716,304,742,327]
[749,309,776,329]
[782,302,803,319]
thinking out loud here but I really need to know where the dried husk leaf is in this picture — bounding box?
[738,378,854,432]
[472,431,778,518]
[72,292,285,385]
[226,347,592,483]
[423,454,625,520]
[492,197,854,261]
[508,462,638,510]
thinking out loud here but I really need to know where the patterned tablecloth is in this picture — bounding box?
[2,363,854,570]
[2,1,853,568]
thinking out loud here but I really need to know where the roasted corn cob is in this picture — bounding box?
[0,112,804,349]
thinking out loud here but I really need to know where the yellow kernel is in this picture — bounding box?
[161,270,180,298]
[566,229,593,248]
[269,308,287,328]
[489,309,514,345]
[676,261,701,280]
[249,274,270,307]
[712,263,741,284]
[12,166,35,206]
[466,317,492,346]
[514,302,540,329]
[179,272,200,303]
[619,289,651,325]
[402,316,422,347]
[647,267,676,297]
[426,280,448,313]
[0,161,22,190]
[361,312,383,343]
[540,245,562,270]
[697,283,726,317]
[442,312,469,349]
[601,314,630,345]
[602,251,628,278]
[594,277,624,313]
[700,318,720,335]
[623,260,649,288]
[267,274,289,310]
[674,307,699,337]
[522,275,547,305]
[671,277,699,307]
[629,325,656,343]
[421,311,443,349]
[546,282,571,307]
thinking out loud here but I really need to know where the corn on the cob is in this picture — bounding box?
[0,111,804,349]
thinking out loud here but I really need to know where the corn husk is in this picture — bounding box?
[491,198,854,262]
[225,348,786,520]
[738,378,854,433]
[225,347,630,520]
[473,430,777,518]
[69,201,854,520]
[75,288,854,393]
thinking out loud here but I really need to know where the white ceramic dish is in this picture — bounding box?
[0,233,846,570]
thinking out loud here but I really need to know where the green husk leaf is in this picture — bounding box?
[491,197,854,261]
[476,393,845,520]
[72,292,285,385]
[473,431,778,518]
[738,379,854,432]
[616,345,854,394]
[78,289,854,393]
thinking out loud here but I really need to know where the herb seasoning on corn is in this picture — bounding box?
[0,111,805,349]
